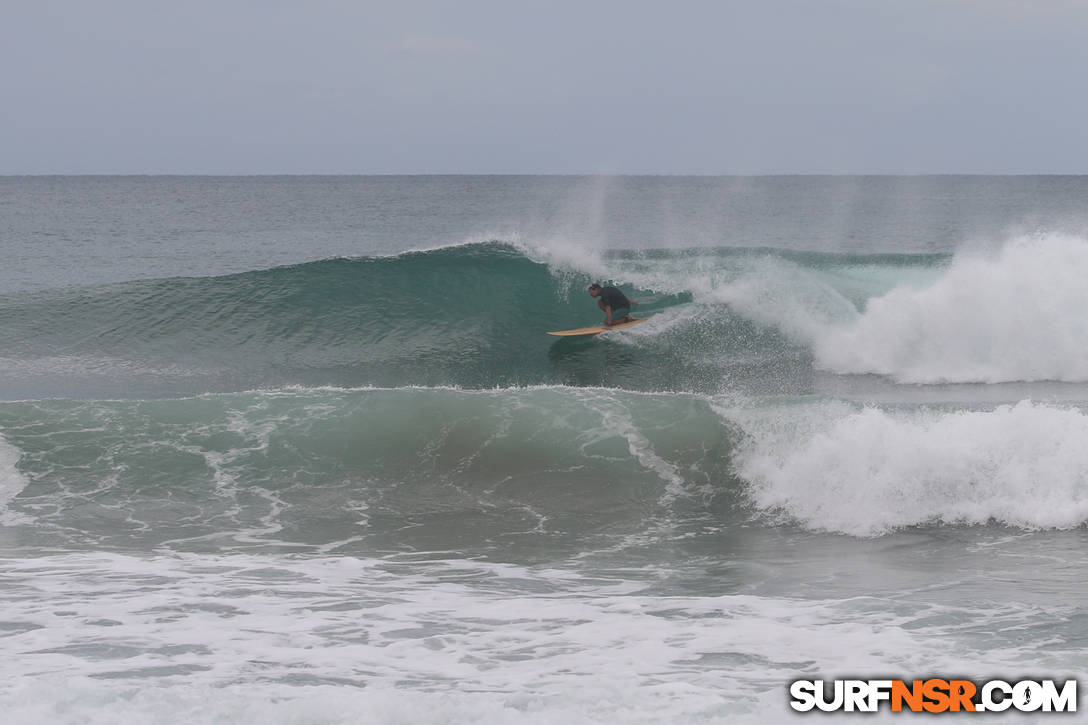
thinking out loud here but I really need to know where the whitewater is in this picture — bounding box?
[1,176,1085,723]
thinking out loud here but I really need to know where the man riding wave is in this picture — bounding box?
[587,283,635,327]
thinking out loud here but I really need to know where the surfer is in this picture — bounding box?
[588,283,634,327]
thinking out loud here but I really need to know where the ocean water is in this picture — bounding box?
[1,175,1086,723]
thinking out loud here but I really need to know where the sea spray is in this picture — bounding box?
[813,233,1088,383]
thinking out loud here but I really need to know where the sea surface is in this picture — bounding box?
[1,176,1086,723]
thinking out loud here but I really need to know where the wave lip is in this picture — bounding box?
[813,234,1088,383]
[730,399,1088,536]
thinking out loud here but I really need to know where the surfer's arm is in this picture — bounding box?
[597,299,613,325]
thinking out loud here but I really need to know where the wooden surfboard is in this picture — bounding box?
[546,318,646,337]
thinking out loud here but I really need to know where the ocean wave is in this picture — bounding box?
[3,386,1088,543]
[0,240,928,396]
[3,235,1087,397]
[0,386,736,550]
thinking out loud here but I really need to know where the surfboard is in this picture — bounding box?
[547,318,646,336]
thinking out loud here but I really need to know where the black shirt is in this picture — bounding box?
[599,286,631,309]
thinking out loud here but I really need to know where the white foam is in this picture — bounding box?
[0,552,1072,724]
[814,233,1088,383]
[728,399,1088,536]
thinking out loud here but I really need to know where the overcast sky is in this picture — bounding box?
[3,0,1087,174]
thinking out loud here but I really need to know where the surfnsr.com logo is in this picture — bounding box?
[789,679,1077,713]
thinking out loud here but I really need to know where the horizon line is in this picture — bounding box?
[3,172,1087,178]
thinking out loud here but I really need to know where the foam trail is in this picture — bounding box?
[815,234,1088,383]
[728,399,1088,536]
[589,393,689,501]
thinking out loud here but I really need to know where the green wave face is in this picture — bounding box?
[0,387,738,555]
[0,242,944,398]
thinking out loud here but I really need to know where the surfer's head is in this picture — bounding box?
[588,283,601,297]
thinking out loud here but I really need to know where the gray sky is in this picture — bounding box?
[3,0,1087,174]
